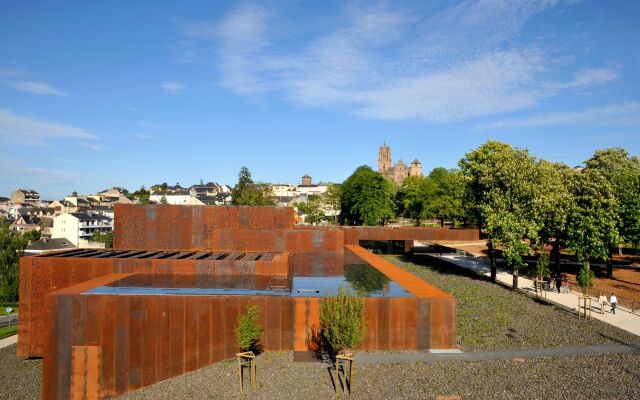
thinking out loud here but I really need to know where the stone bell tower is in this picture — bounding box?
[378,142,392,174]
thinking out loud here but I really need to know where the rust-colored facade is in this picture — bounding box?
[19,204,466,399]
[341,226,479,244]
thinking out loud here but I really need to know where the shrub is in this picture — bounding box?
[576,262,595,294]
[535,251,550,280]
[320,286,366,354]
[235,304,263,352]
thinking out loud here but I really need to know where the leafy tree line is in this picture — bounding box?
[338,142,640,289]
[460,142,638,286]
[0,219,29,302]
[338,165,467,227]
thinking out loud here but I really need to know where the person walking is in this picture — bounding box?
[598,293,607,314]
[556,276,562,293]
[562,274,569,293]
[610,293,617,315]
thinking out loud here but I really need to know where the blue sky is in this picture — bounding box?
[1,0,638,199]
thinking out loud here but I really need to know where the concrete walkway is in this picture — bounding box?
[0,334,18,349]
[357,342,640,363]
[423,251,640,337]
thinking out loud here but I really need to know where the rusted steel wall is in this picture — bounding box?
[346,245,457,349]
[112,204,343,256]
[18,252,288,358]
[293,297,425,352]
[43,271,448,399]
[43,276,296,400]
[113,204,295,250]
[341,226,479,244]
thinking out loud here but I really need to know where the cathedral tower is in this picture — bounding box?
[378,142,392,173]
[410,159,423,177]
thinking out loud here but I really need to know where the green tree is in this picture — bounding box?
[566,169,621,283]
[231,167,275,206]
[530,161,574,274]
[159,195,168,205]
[428,168,466,227]
[91,231,114,248]
[320,286,366,354]
[235,304,263,352]
[132,185,150,204]
[459,141,538,284]
[398,176,434,226]
[297,195,326,224]
[0,223,27,302]
[324,184,342,225]
[584,148,640,277]
[23,229,41,242]
[340,166,394,226]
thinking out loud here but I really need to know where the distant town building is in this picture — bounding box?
[10,214,41,233]
[52,212,113,247]
[301,174,312,186]
[149,191,191,205]
[11,189,40,204]
[38,217,54,238]
[271,184,295,198]
[378,142,422,184]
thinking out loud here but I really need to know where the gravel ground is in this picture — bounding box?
[3,256,640,399]
[122,351,640,400]
[0,344,42,400]
[388,254,640,351]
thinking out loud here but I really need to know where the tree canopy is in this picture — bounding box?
[0,222,27,302]
[231,167,275,206]
[340,166,394,226]
[459,141,539,283]
[428,167,466,227]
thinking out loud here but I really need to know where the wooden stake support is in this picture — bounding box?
[578,296,592,319]
[335,353,355,396]
[534,279,547,299]
[236,351,256,394]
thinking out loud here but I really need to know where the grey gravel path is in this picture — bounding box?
[357,342,640,363]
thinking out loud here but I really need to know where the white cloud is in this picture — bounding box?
[194,0,606,122]
[0,109,98,145]
[136,133,152,140]
[0,65,24,79]
[476,102,640,130]
[161,81,186,94]
[80,142,102,150]
[2,80,67,96]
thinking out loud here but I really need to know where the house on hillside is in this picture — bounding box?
[10,214,41,233]
[52,212,113,247]
[11,189,40,204]
[38,217,54,238]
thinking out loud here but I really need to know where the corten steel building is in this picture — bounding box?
[18,204,478,399]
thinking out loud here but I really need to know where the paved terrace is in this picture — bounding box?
[418,243,640,338]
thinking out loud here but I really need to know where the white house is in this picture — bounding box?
[271,184,296,198]
[52,212,113,247]
[149,191,192,205]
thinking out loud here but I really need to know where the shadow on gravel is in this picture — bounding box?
[597,333,640,350]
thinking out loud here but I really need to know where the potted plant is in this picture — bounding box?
[235,304,263,393]
[320,286,366,395]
